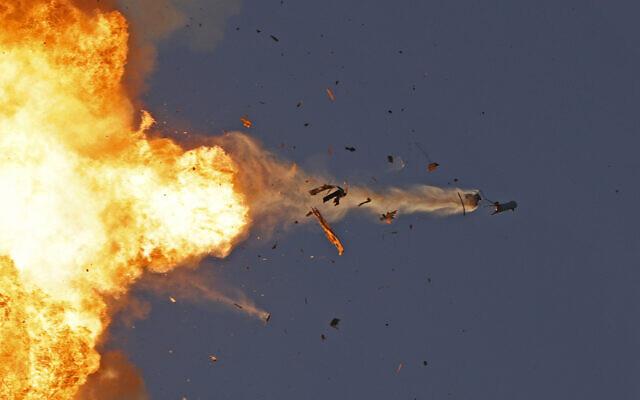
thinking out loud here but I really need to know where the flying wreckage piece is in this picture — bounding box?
[308,184,347,205]
[310,207,345,255]
[491,200,518,215]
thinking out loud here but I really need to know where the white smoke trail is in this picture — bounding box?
[208,132,480,229]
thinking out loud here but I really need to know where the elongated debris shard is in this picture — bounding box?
[310,207,345,255]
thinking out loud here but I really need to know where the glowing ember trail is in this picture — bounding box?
[0,1,248,398]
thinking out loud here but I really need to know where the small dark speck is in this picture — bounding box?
[270,35,279,42]
[304,123,310,127]
[256,29,262,33]
[423,361,428,366]
[387,110,393,114]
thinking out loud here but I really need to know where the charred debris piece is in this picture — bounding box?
[344,146,356,152]
[358,197,371,207]
[380,210,398,224]
[309,184,334,196]
[309,207,345,255]
[322,186,346,205]
[330,318,341,329]
[491,200,518,215]
[427,162,439,172]
[308,184,347,206]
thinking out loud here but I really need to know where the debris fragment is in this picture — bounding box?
[309,184,334,196]
[322,186,347,205]
[296,101,303,108]
[396,363,403,374]
[326,88,336,101]
[233,303,243,310]
[240,116,252,128]
[344,146,356,152]
[427,162,439,172]
[270,34,279,42]
[358,197,371,207]
[264,313,271,323]
[209,355,218,363]
[330,318,341,329]
[272,242,278,249]
[321,334,326,341]
[380,210,398,224]
[387,155,394,163]
[169,296,176,303]
[310,208,344,255]
[491,200,518,215]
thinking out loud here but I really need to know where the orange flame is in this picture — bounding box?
[0,1,249,398]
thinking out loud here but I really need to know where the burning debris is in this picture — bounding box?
[209,355,218,364]
[380,210,398,224]
[427,162,439,172]
[326,88,336,101]
[358,197,372,207]
[310,208,345,255]
[240,116,253,128]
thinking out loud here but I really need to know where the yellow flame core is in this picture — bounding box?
[0,1,249,398]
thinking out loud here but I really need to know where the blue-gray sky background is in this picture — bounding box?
[112,1,640,399]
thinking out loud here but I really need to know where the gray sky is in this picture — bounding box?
[112,1,640,398]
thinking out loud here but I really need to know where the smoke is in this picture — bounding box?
[74,351,149,400]
[209,132,480,232]
[138,268,270,322]
[118,0,242,94]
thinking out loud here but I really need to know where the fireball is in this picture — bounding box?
[0,1,249,398]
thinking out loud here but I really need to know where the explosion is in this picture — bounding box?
[0,1,480,398]
[0,1,248,398]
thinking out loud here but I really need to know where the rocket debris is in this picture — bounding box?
[263,313,271,323]
[330,318,341,329]
[326,88,336,101]
[491,200,517,215]
[358,197,372,207]
[322,186,347,206]
[380,210,398,224]
[209,355,218,363]
[310,208,344,255]
[240,116,252,128]
[308,184,347,205]
[233,303,243,310]
[309,184,335,196]
[344,146,356,152]
[427,162,439,172]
